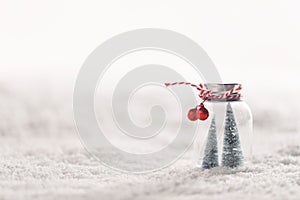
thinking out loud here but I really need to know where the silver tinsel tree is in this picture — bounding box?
[202,117,219,169]
[221,103,244,168]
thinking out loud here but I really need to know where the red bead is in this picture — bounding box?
[198,103,209,121]
[187,108,198,121]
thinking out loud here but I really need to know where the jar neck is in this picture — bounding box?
[205,83,242,102]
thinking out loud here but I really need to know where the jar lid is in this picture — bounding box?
[205,83,242,102]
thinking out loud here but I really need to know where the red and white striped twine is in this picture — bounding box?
[164,82,242,100]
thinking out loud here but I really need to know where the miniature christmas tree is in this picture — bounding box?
[202,117,219,169]
[221,103,244,168]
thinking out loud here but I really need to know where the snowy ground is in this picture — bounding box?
[0,87,300,200]
[1,133,300,200]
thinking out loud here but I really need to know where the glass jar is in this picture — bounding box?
[194,83,253,169]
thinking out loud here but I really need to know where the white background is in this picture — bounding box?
[0,0,299,128]
[1,1,299,88]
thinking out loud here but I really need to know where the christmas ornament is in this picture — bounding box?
[222,103,244,168]
[202,117,219,169]
[198,103,209,121]
[165,82,252,169]
[187,107,198,121]
[164,82,242,121]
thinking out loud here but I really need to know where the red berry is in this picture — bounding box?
[187,108,198,121]
[198,103,209,121]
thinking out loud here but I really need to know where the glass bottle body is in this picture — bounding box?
[194,85,252,168]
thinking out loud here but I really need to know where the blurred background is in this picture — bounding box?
[1,0,299,139]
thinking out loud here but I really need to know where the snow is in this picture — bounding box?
[1,136,300,200]
[0,86,300,200]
